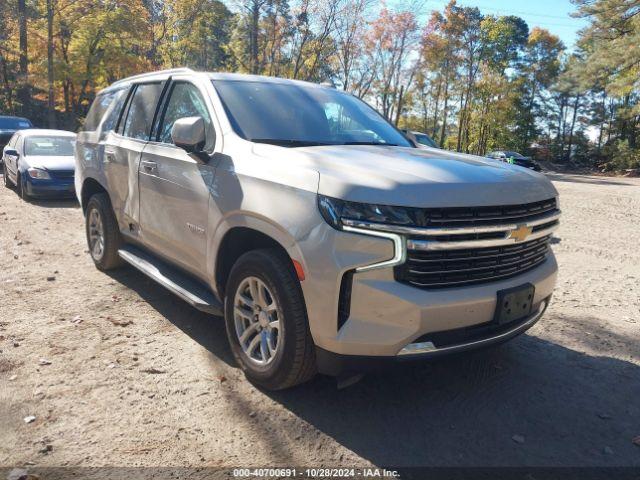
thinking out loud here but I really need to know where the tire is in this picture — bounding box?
[85,193,124,271]
[224,248,316,390]
[2,162,12,188]
[16,171,27,199]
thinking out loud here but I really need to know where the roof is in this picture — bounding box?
[18,129,76,137]
[99,68,329,95]
[208,72,326,89]
[0,115,30,121]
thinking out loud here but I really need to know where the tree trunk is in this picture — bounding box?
[565,94,580,163]
[394,85,404,126]
[18,0,28,78]
[47,0,56,128]
[250,0,260,74]
[439,76,450,148]
[456,91,465,152]
[431,76,442,137]
[17,0,30,114]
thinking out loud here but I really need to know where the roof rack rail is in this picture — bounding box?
[111,67,195,87]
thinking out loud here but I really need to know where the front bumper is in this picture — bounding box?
[316,297,550,376]
[25,176,76,198]
[298,220,558,370]
[317,253,557,356]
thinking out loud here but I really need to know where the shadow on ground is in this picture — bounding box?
[107,265,640,468]
[27,198,79,209]
[546,172,637,187]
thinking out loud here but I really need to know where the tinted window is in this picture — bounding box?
[414,133,437,148]
[158,82,214,150]
[212,80,411,147]
[83,93,115,131]
[122,83,163,140]
[0,117,32,129]
[101,89,127,133]
[24,136,75,156]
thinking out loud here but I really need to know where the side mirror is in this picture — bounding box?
[4,148,18,157]
[171,117,206,154]
[402,131,419,148]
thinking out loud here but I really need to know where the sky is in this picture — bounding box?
[422,0,590,49]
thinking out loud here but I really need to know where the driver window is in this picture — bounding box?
[158,82,214,151]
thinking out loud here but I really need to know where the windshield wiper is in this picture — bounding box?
[341,141,398,146]
[249,138,331,147]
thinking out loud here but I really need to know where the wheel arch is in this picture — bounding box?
[81,177,109,213]
[214,226,302,298]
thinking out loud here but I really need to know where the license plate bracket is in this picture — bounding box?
[494,283,535,325]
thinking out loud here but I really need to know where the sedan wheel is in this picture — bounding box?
[2,162,11,188]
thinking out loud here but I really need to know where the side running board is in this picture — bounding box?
[118,245,223,316]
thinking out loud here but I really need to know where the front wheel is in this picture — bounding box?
[2,162,12,188]
[85,193,124,271]
[16,171,27,199]
[224,249,316,390]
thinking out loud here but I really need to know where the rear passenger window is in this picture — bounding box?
[122,83,163,141]
[101,89,127,134]
[83,92,116,131]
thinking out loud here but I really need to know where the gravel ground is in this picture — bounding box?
[0,172,639,471]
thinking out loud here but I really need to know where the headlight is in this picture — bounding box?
[318,195,413,230]
[27,168,51,179]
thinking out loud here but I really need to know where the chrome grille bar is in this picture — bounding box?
[342,210,560,237]
[407,224,558,251]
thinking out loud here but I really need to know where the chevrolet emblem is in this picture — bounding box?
[508,225,533,242]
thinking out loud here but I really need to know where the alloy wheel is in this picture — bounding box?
[233,276,282,366]
[88,208,105,261]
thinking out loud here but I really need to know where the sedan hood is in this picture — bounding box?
[24,155,75,171]
[253,144,557,208]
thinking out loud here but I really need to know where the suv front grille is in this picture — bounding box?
[409,198,557,228]
[395,235,551,288]
[390,198,559,289]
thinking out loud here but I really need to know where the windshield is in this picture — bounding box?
[414,133,437,148]
[24,136,75,156]
[0,117,32,130]
[212,80,412,148]
[504,151,526,159]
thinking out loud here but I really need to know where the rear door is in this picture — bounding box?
[138,77,218,277]
[103,82,165,232]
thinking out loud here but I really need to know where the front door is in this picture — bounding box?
[138,80,217,278]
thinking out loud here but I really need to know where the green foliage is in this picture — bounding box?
[603,140,640,171]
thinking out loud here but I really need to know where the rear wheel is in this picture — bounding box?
[85,193,124,271]
[224,249,316,390]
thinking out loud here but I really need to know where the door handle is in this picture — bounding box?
[104,147,116,164]
[141,160,158,174]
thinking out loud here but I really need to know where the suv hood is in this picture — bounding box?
[254,144,557,208]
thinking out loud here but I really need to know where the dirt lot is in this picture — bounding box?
[0,172,639,471]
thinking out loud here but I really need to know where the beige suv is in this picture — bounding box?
[75,68,559,389]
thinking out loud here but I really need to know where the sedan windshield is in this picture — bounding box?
[212,80,412,148]
[25,136,75,156]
